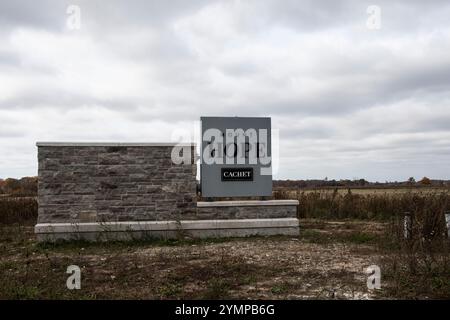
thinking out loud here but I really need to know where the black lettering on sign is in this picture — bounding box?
[221,168,253,181]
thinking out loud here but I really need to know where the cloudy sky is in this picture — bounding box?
[1,0,450,181]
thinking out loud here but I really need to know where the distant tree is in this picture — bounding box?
[408,177,416,184]
[419,176,431,185]
[20,177,38,195]
[3,178,21,194]
[0,177,38,196]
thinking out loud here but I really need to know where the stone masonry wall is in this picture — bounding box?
[196,205,297,220]
[37,143,197,223]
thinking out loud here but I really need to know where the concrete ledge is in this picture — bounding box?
[36,142,196,147]
[35,218,300,242]
[197,200,299,207]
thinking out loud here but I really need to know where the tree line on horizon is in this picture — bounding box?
[273,176,449,188]
[0,176,448,197]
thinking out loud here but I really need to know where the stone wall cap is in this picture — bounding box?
[36,142,196,147]
[197,200,299,207]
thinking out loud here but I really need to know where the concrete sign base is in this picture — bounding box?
[35,217,300,242]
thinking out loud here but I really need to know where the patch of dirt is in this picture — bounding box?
[0,221,386,299]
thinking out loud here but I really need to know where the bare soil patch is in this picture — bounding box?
[0,220,389,299]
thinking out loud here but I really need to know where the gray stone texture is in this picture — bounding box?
[196,204,298,220]
[37,145,197,223]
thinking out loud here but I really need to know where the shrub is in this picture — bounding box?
[380,193,450,298]
[0,197,38,225]
[275,188,450,221]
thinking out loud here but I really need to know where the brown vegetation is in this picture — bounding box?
[0,221,382,299]
[0,177,37,197]
[274,188,450,221]
[0,179,448,299]
[379,194,450,298]
[0,197,37,225]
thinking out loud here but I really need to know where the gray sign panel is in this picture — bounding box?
[200,117,272,197]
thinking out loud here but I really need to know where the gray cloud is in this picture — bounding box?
[0,0,450,180]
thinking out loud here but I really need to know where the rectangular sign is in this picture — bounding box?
[200,116,272,197]
[221,168,253,181]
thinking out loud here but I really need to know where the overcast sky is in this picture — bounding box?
[1,0,450,181]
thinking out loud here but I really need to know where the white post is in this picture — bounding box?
[404,212,412,239]
[445,212,450,238]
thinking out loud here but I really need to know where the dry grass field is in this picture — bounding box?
[274,187,450,220]
[0,220,386,299]
[0,188,449,299]
[276,186,450,196]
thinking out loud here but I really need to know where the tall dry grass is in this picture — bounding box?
[274,188,450,298]
[380,193,450,298]
[274,188,450,221]
[0,197,37,225]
